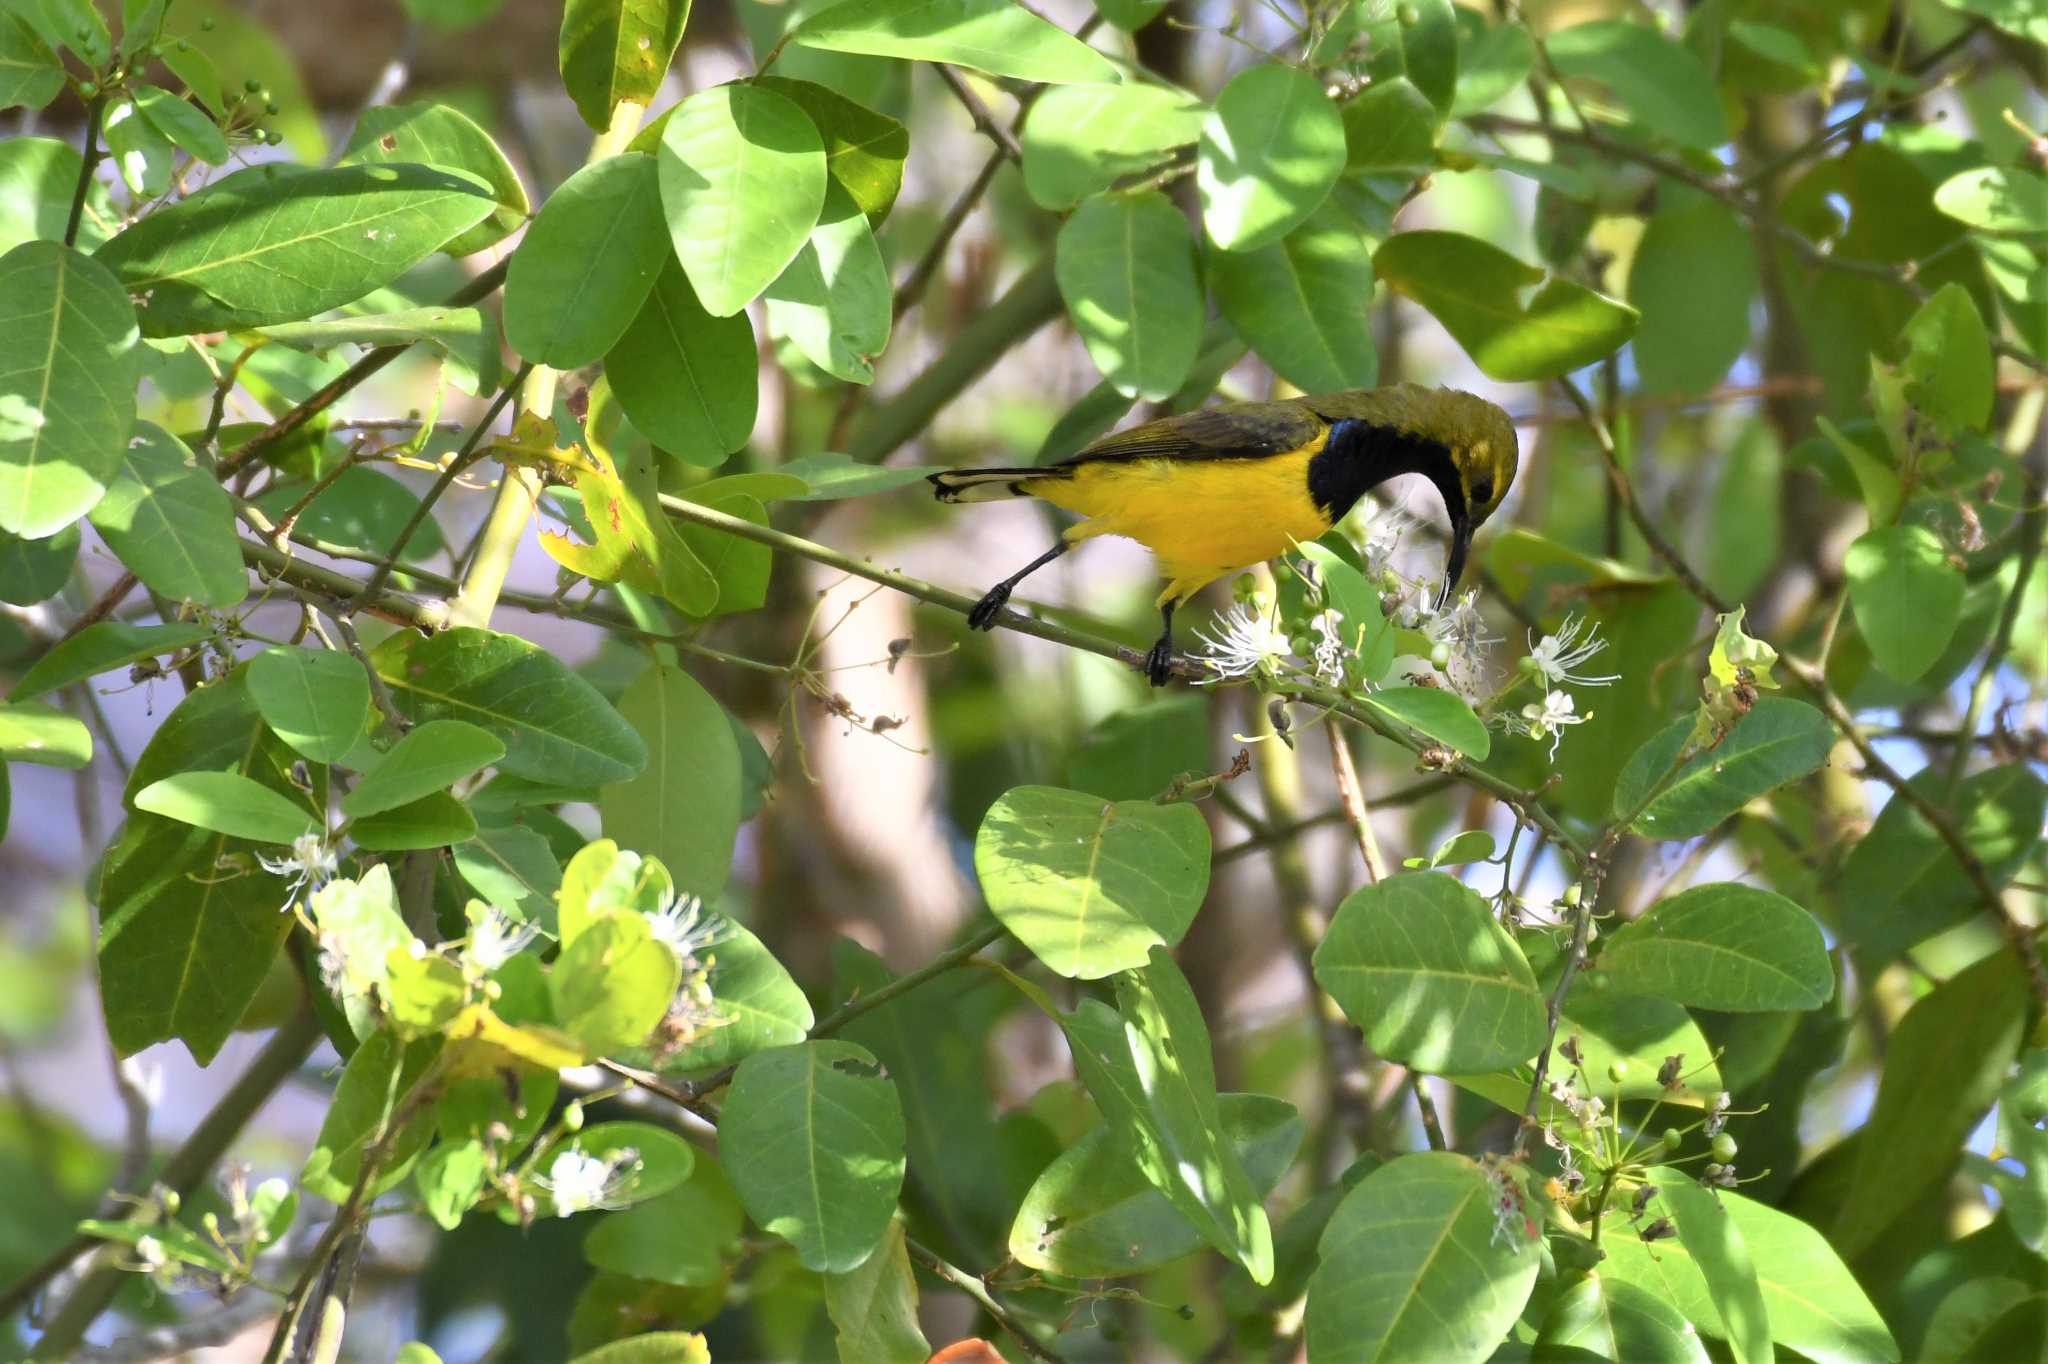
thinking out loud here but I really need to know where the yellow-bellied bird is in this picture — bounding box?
[928,384,1519,685]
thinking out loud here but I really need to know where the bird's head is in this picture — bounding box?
[1426,389,1520,601]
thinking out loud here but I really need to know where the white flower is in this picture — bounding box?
[541,1146,640,1217]
[1526,615,1619,689]
[647,893,721,964]
[465,905,540,973]
[1419,590,1498,701]
[1519,689,1588,758]
[1308,609,1350,685]
[1359,502,1419,580]
[257,833,339,911]
[1194,603,1291,683]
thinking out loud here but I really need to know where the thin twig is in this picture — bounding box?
[905,1236,1068,1364]
[64,93,106,248]
[1328,728,1388,882]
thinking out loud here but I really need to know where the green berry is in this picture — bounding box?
[1397,3,1420,23]
[1710,1132,1738,1163]
[265,100,279,114]
[564,1101,585,1132]
[264,128,283,145]
[1430,642,1451,668]
[201,15,216,28]
[245,77,263,92]
[1660,1127,1682,1153]
[1606,1061,1628,1083]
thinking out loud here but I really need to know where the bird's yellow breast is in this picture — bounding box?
[1033,449,1331,600]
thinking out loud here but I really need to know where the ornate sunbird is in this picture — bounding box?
[928,384,1520,685]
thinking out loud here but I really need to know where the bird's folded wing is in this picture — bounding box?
[1057,401,1326,466]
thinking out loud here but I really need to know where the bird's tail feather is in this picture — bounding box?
[927,467,1070,504]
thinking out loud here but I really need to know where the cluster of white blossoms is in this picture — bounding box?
[1193,499,1619,763]
[464,903,541,976]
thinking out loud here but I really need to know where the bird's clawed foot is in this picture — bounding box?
[1143,634,1176,687]
[967,584,1011,630]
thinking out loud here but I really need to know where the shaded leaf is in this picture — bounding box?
[1055,190,1203,401]
[505,153,669,369]
[606,256,757,466]
[788,0,1120,84]
[1845,524,1966,683]
[1614,697,1833,840]
[1597,883,1832,1012]
[340,101,529,256]
[87,422,245,607]
[559,0,689,131]
[248,646,370,765]
[1021,83,1205,210]
[7,620,210,700]
[599,663,742,895]
[1198,64,1346,253]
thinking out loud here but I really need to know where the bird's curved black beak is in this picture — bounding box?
[1426,460,1473,611]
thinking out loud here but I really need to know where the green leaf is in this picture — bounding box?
[973,784,1210,979]
[0,242,141,538]
[788,0,1120,85]
[659,83,826,319]
[1934,166,2048,234]
[1545,20,1727,149]
[247,647,370,765]
[1314,872,1545,1073]
[600,663,742,895]
[1814,415,1902,527]
[371,627,646,787]
[1403,829,1497,870]
[1347,0,1457,113]
[256,307,502,397]
[1197,64,1346,253]
[340,101,530,257]
[131,85,227,165]
[454,821,561,923]
[85,423,245,607]
[1059,950,1274,1283]
[1845,524,1966,683]
[1362,685,1491,759]
[1836,947,2029,1258]
[1535,1272,1710,1362]
[1055,191,1203,401]
[823,1216,929,1364]
[1065,695,1208,802]
[343,719,506,817]
[1648,1169,1772,1364]
[94,163,495,336]
[0,520,75,604]
[583,1161,744,1285]
[414,1140,488,1230]
[97,670,309,1061]
[1842,764,2045,960]
[775,453,942,500]
[1901,282,1994,433]
[764,184,891,385]
[1342,76,1440,171]
[669,490,769,618]
[722,1040,907,1273]
[303,1028,441,1201]
[1306,1151,1542,1363]
[1020,83,1205,210]
[544,1120,698,1207]
[548,910,681,1054]
[7,620,210,700]
[606,256,757,465]
[0,700,89,767]
[1601,1189,1898,1364]
[1374,230,1638,382]
[1614,697,1833,840]
[559,0,689,131]
[1212,205,1379,394]
[567,1332,710,1364]
[1597,883,1832,1012]
[134,770,317,843]
[254,466,445,565]
[348,791,477,850]
[753,76,908,226]
[504,153,669,369]
[1628,198,1757,396]
[0,13,63,110]
[1010,1092,1302,1277]
[1451,20,1535,117]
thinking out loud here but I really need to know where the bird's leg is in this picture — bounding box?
[967,542,1068,630]
[1144,600,1177,687]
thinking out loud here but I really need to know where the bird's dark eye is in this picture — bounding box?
[1471,479,1494,505]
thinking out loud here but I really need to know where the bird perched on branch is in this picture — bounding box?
[928,384,1519,685]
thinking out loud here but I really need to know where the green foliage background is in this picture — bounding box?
[0,0,2045,1360]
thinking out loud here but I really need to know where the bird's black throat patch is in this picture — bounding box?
[1308,418,1464,524]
